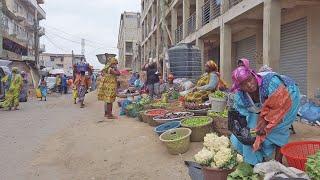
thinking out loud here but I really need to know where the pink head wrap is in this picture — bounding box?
[231,58,262,92]
[238,58,250,68]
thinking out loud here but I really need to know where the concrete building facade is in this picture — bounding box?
[1,0,46,61]
[39,53,86,76]
[0,0,46,87]
[140,0,320,97]
[117,12,141,70]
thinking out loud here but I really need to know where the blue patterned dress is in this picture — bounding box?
[231,73,301,165]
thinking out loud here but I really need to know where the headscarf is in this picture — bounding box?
[206,60,218,72]
[105,57,118,69]
[12,67,19,74]
[231,60,262,92]
[238,58,250,68]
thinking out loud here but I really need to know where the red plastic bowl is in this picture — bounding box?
[281,141,320,171]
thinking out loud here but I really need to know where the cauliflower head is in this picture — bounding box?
[194,147,214,166]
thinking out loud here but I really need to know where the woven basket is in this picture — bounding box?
[212,116,231,136]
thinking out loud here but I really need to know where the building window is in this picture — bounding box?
[126,15,136,19]
[50,57,54,62]
[126,42,133,53]
[61,57,64,62]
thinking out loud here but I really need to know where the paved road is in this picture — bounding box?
[0,94,91,180]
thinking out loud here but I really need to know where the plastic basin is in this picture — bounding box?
[153,112,194,124]
[281,141,320,171]
[144,109,169,127]
[159,128,192,155]
[181,116,213,142]
[202,167,234,180]
[209,97,227,113]
[154,121,181,136]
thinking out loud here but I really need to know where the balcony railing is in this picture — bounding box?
[202,0,221,26]
[175,24,183,44]
[38,27,45,36]
[187,12,196,35]
[229,0,243,8]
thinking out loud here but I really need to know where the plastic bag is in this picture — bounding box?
[182,80,194,91]
[253,160,310,180]
[299,102,320,122]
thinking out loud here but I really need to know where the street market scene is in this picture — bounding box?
[1,0,320,180]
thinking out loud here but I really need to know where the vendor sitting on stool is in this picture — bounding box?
[185,60,226,103]
[230,59,300,165]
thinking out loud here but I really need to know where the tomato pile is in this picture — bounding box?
[146,109,168,116]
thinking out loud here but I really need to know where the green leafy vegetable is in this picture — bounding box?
[306,150,320,180]
[208,109,228,118]
[210,91,226,99]
[227,163,260,180]
[182,117,211,127]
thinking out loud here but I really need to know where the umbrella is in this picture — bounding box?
[49,69,65,75]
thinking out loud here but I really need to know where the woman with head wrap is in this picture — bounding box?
[185,60,226,103]
[0,67,23,110]
[98,57,120,119]
[230,61,300,165]
[74,71,91,108]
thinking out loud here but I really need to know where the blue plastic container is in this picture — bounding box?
[154,121,181,136]
[184,161,204,180]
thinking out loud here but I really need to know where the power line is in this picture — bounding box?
[43,35,69,53]
[45,29,118,50]
[44,24,107,47]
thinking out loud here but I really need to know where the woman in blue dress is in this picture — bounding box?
[230,62,300,165]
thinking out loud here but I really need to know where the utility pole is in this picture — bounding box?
[34,11,39,67]
[0,0,4,58]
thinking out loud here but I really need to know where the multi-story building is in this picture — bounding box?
[1,0,46,87]
[117,12,141,70]
[140,0,320,97]
[39,53,86,76]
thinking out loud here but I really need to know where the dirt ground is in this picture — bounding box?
[25,92,320,180]
[2,91,319,180]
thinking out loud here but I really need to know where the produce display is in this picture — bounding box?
[194,133,243,169]
[185,102,210,110]
[151,102,168,108]
[227,162,260,180]
[155,112,194,120]
[145,109,168,116]
[125,103,144,117]
[210,91,227,99]
[181,117,211,127]
[208,109,228,118]
[306,150,320,180]
[138,96,152,106]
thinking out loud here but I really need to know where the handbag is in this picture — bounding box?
[228,108,256,145]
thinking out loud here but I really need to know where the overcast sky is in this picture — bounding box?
[40,0,140,69]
